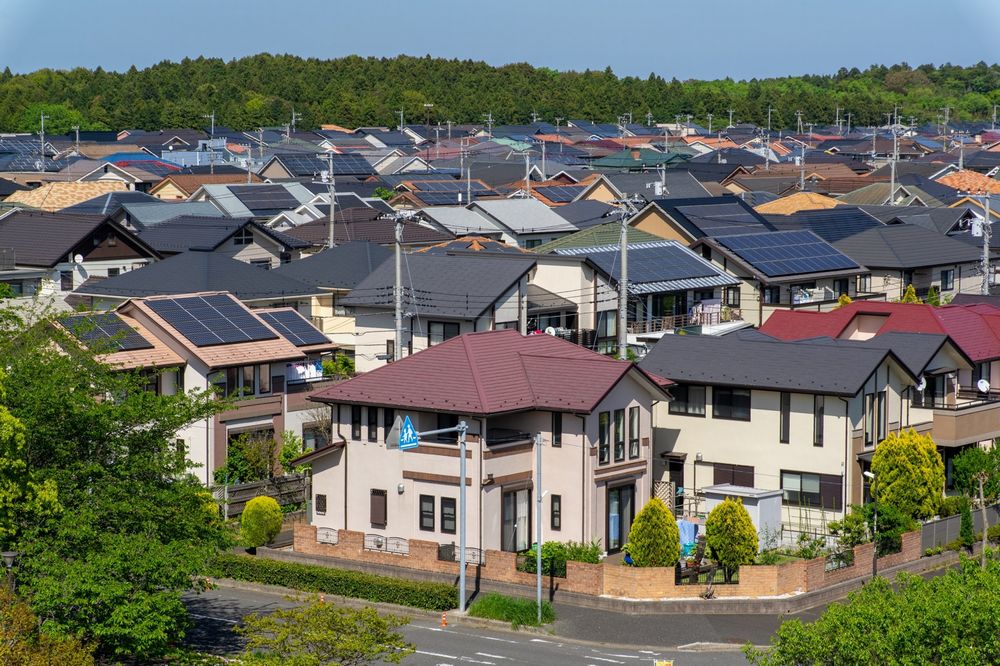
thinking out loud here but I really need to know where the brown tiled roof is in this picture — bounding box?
[150,172,262,197]
[4,181,128,211]
[122,292,305,370]
[54,310,185,370]
[936,169,1000,195]
[310,329,670,415]
[77,144,145,159]
[755,192,844,215]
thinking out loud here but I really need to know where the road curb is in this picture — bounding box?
[207,578,551,636]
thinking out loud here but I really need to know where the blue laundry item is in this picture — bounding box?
[681,542,697,558]
[677,519,697,547]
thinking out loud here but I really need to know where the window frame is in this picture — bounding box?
[668,384,706,417]
[370,488,387,528]
[613,409,625,462]
[60,270,74,291]
[779,392,791,443]
[628,406,640,459]
[383,408,395,443]
[351,405,362,440]
[724,286,741,308]
[762,285,781,304]
[551,494,562,531]
[441,497,456,534]
[940,268,955,292]
[780,469,842,511]
[813,395,825,447]
[419,494,435,531]
[315,493,327,515]
[864,393,875,447]
[551,411,562,447]
[367,406,378,443]
[233,227,253,246]
[713,387,751,421]
[598,411,610,465]
[833,278,849,297]
[428,321,461,346]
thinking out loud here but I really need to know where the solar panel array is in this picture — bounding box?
[147,294,278,347]
[63,313,153,352]
[535,185,584,203]
[416,191,476,205]
[258,310,330,347]
[715,230,859,278]
[0,138,51,155]
[328,153,377,175]
[410,180,492,193]
[230,184,301,212]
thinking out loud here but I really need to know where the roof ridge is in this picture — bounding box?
[461,334,492,413]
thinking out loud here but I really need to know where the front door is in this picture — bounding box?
[502,488,531,552]
[668,459,685,515]
[606,484,635,553]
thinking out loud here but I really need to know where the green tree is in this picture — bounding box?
[959,497,975,548]
[214,431,280,485]
[280,430,307,475]
[899,284,922,304]
[372,187,396,201]
[953,445,1000,502]
[625,497,680,567]
[241,496,283,549]
[870,428,945,519]
[1,302,230,661]
[237,597,414,666]
[926,285,941,306]
[0,586,95,666]
[705,497,758,581]
[746,559,1000,665]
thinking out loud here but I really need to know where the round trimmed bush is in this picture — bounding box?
[705,497,758,581]
[626,497,680,567]
[241,496,283,548]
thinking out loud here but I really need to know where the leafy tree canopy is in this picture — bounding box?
[871,428,945,519]
[705,497,758,579]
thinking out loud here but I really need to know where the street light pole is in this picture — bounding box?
[864,471,877,579]
[534,432,543,625]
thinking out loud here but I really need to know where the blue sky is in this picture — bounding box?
[1,0,997,79]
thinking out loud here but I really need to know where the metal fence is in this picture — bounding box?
[921,504,1000,551]
[437,543,486,566]
[316,527,339,545]
[364,534,409,555]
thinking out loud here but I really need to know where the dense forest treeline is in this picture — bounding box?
[1,54,998,135]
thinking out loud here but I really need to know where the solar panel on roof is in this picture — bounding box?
[63,313,153,352]
[258,310,329,347]
[229,184,301,212]
[328,154,377,175]
[410,181,490,193]
[717,231,858,278]
[147,294,279,347]
[416,192,471,205]
[535,185,584,203]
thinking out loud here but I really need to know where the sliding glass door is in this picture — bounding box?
[502,488,531,552]
[607,484,635,553]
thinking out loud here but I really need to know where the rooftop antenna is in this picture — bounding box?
[38,112,49,172]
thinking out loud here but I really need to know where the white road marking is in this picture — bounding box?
[530,638,553,643]
[476,652,508,659]
[188,613,238,625]
[587,656,624,664]
[479,635,519,644]
[417,649,458,659]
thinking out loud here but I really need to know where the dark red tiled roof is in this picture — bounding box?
[310,329,669,415]
[761,301,1000,362]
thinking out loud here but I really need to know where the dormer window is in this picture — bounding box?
[233,228,253,246]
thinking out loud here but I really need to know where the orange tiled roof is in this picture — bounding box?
[4,181,128,211]
[936,169,1000,195]
[754,192,844,215]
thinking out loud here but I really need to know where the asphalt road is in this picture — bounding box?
[183,585,823,665]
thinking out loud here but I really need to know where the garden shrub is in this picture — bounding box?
[626,497,680,567]
[705,497,758,581]
[519,540,601,577]
[240,496,283,548]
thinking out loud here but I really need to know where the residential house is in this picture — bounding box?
[574,172,711,205]
[149,172,264,200]
[0,210,160,303]
[465,199,579,248]
[135,216,310,267]
[3,181,129,211]
[109,200,228,231]
[625,196,777,245]
[302,329,671,554]
[258,154,377,180]
[639,331,968,529]
[188,182,316,217]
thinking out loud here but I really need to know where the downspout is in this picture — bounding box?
[757,280,764,326]
[578,414,587,541]
[479,417,486,554]
[839,396,850,513]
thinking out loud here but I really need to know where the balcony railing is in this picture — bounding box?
[627,308,743,335]
[912,388,1000,410]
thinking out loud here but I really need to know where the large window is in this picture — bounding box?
[351,405,362,440]
[419,495,435,531]
[441,497,456,534]
[367,407,378,443]
[813,395,824,447]
[864,393,875,447]
[60,270,73,291]
[550,494,562,531]
[724,287,741,308]
[551,411,562,447]
[857,274,871,293]
[876,390,887,443]
[613,409,625,462]
[779,392,790,443]
[209,364,273,398]
[713,387,751,421]
[781,470,842,511]
[501,488,530,552]
[833,278,849,296]
[606,485,634,553]
[762,285,781,304]
[940,269,955,292]
[628,406,640,459]
[428,321,460,346]
[668,385,706,416]
[598,411,610,465]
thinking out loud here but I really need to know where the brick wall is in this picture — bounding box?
[292,525,924,601]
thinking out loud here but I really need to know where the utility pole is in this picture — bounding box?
[799,142,806,191]
[889,119,900,206]
[707,113,713,134]
[541,141,546,181]
[423,103,434,130]
[291,108,301,135]
[483,111,494,139]
[958,132,966,171]
[977,471,989,568]
[522,151,532,198]
[326,152,337,248]
[534,432,543,625]
[394,215,404,361]
[941,106,951,141]
[993,105,998,131]
[727,108,734,128]
[245,144,254,183]
[846,112,852,136]
[530,110,540,124]
[645,110,653,126]
[446,119,452,140]
[795,110,803,134]
[258,127,265,163]
[554,117,563,154]
[434,123,441,160]
[618,203,628,359]
[864,471,877,579]
[835,106,841,134]
[767,106,773,132]
[71,124,80,154]
[203,110,216,175]
[38,112,48,172]
[970,191,994,295]
[806,122,815,142]
[397,108,404,132]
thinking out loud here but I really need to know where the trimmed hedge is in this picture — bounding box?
[208,553,457,611]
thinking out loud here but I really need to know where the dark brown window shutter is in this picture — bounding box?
[370,489,387,527]
[315,493,327,515]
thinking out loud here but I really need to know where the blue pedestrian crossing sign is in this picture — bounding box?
[398,415,420,451]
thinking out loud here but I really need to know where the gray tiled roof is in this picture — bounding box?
[833,223,982,269]
[639,333,906,396]
[273,242,392,289]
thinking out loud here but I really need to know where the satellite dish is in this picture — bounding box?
[978,378,991,394]
[916,376,927,392]
[544,326,557,336]
[73,254,84,264]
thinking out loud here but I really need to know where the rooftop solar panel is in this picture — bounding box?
[416,191,472,205]
[535,185,584,203]
[410,180,491,193]
[229,184,301,212]
[147,294,279,347]
[258,310,329,347]
[63,313,153,352]
[715,230,859,278]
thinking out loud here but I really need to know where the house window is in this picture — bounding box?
[233,227,253,245]
[257,364,271,394]
[668,384,706,416]
[598,411,610,465]
[606,484,635,553]
[108,267,120,277]
[315,493,327,515]
[628,406,640,458]
[701,245,712,260]
[383,408,395,443]
[428,321,460,346]
[779,392,790,443]
[857,274,871,293]
[367,407,378,443]
[419,495,435,531]
[60,270,74,291]
[596,311,616,353]
[762,285,781,304]
[833,278,849,296]
[781,470,842,511]
[351,405,362,440]
[551,411,562,447]
[940,269,955,292]
[551,494,562,531]
[250,259,271,270]
[876,390,886,443]
[524,239,542,249]
[713,387,751,421]
[864,393,875,447]
[902,271,914,292]
[386,339,395,362]
[501,488,531,552]
[714,463,754,487]
[303,425,329,450]
[813,395,824,447]
[613,409,625,462]
[370,489,387,528]
[441,497,456,534]
[694,289,714,302]
[724,287,740,308]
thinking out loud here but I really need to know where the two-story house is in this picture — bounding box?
[639,330,969,531]
[300,329,670,554]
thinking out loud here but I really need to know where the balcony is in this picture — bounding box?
[913,388,1000,447]
[627,308,743,335]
